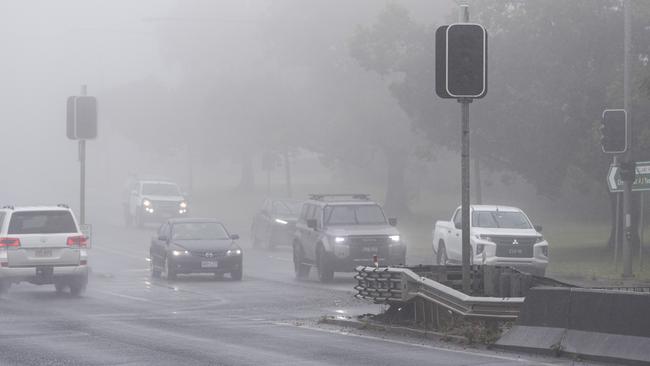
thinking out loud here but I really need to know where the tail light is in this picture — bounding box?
[373,254,379,268]
[67,235,88,247]
[0,237,21,248]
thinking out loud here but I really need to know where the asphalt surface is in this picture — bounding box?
[0,220,597,365]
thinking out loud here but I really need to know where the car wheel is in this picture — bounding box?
[70,273,88,297]
[230,268,243,281]
[437,241,448,266]
[0,279,11,295]
[150,255,161,278]
[164,256,176,281]
[293,244,310,279]
[54,281,67,293]
[316,246,334,283]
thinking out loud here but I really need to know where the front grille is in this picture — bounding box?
[493,236,536,258]
[153,201,179,210]
[190,250,227,258]
[348,236,389,258]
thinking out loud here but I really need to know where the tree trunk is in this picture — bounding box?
[238,152,255,192]
[383,148,410,217]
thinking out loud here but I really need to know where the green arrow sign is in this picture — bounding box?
[607,161,650,192]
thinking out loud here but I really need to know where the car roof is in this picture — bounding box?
[6,206,72,212]
[306,200,380,206]
[465,205,522,212]
[139,180,178,185]
[168,218,223,224]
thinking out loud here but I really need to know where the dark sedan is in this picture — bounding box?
[150,218,243,281]
[251,199,302,249]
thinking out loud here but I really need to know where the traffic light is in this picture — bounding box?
[600,109,627,154]
[445,24,487,98]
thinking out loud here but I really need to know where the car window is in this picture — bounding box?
[171,222,229,240]
[299,204,309,221]
[273,201,301,216]
[452,209,462,227]
[0,212,5,231]
[158,223,168,238]
[472,211,532,229]
[142,183,180,196]
[324,205,387,226]
[8,211,77,234]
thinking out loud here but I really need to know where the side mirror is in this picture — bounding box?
[454,221,462,230]
[388,218,397,227]
[158,235,168,242]
[306,219,318,230]
[230,234,240,240]
[534,225,543,233]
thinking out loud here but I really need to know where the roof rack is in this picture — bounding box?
[2,205,14,210]
[57,203,69,209]
[308,194,371,201]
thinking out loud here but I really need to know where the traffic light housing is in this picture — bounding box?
[444,24,487,98]
[600,109,627,154]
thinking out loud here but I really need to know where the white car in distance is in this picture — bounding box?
[432,205,548,277]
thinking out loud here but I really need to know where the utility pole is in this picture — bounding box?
[79,85,87,225]
[622,0,633,278]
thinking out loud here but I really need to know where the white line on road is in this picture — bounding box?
[273,322,560,365]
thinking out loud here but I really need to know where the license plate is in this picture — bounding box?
[361,246,378,253]
[34,249,53,257]
[508,248,524,256]
[201,261,219,268]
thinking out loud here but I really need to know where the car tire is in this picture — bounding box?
[70,273,88,297]
[293,244,310,279]
[316,246,334,283]
[150,256,161,278]
[436,241,448,266]
[54,281,67,293]
[0,279,10,295]
[164,256,176,281]
[230,268,243,281]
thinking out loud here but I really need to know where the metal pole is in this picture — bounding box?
[79,85,87,225]
[622,0,633,278]
[615,188,620,270]
[640,192,645,270]
[461,99,471,293]
[459,4,471,293]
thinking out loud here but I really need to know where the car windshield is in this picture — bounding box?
[324,205,387,225]
[273,200,301,216]
[472,211,532,229]
[8,211,78,234]
[171,222,229,240]
[142,183,180,196]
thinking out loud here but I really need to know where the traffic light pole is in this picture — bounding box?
[622,1,633,278]
[460,98,471,293]
[79,85,87,225]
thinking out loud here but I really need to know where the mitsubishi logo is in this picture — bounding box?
[205,252,214,258]
[512,239,519,245]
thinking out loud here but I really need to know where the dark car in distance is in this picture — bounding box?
[150,218,243,281]
[251,199,302,249]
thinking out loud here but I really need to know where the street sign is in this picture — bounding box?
[607,161,650,192]
[445,23,487,98]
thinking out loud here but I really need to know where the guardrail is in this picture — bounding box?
[354,266,524,319]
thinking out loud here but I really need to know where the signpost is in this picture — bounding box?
[436,5,487,293]
[66,85,98,225]
[607,161,650,193]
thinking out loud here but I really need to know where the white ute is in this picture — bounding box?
[432,205,549,276]
[0,205,89,295]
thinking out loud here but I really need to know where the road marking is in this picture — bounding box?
[273,322,559,365]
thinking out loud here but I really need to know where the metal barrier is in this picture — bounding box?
[355,266,524,320]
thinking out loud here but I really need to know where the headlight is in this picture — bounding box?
[179,201,188,209]
[143,199,151,207]
[479,234,493,242]
[172,250,189,256]
[334,237,346,243]
[541,245,549,257]
[389,235,400,242]
[275,218,288,225]
[227,247,242,256]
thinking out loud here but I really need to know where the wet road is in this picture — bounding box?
[0,222,590,365]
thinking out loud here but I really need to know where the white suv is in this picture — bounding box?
[0,205,89,295]
[123,180,189,227]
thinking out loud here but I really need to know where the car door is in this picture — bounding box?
[448,209,463,261]
[305,205,323,260]
[151,222,169,265]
